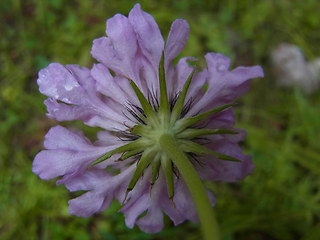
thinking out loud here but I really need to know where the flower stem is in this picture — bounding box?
[159,133,221,240]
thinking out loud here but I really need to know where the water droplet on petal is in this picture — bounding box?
[64,77,80,91]
[62,98,71,104]
[217,63,227,72]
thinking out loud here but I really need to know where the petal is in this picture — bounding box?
[120,169,152,228]
[44,98,127,130]
[157,178,185,226]
[68,191,107,217]
[90,63,139,106]
[206,52,231,74]
[136,173,165,233]
[197,140,255,182]
[91,14,139,82]
[38,63,130,130]
[33,150,97,180]
[67,166,135,217]
[91,64,128,104]
[37,63,84,104]
[43,125,93,150]
[173,57,196,92]
[91,36,121,73]
[161,201,185,226]
[96,130,120,146]
[122,194,149,228]
[129,3,164,73]
[203,108,235,129]
[172,180,198,222]
[137,206,163,233]
[67,170,114,217]
[165,19,190,64]
[106,14,137,61]
[189,53,264,114]
[32,127,119,180]
[64,168,112,192]
[164,20,190,95]
[66,64,97,96]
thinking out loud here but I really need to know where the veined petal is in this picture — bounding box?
[175,57,197,89]
[69,190,107,217]
[32,126,120,180]
[129,3,164,74]
[43,126,92,150]
[200,107,235,129]
[67,166,135,217]
[172,180,198,223]
[38,63,84,104]
[91,37,121,73]
[189,53,264,115]
[120,169,151,228]
[96,130,120,146]
[39,62,131,130]
[44,98,128,130]
[197,140,255,182]
[91,63,129,104]
[136,173,164,233]
[106,14,138,80]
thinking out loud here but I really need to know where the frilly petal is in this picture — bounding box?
[32,126,119,180]
[44,98,127,130]
[129,3,164,74]
[91,13,139,82]
[91,63,137,105]
[67,170,114,217]
[189,53,264,115]
[43,125,92,150]
[172,180,198,222]
[37,63,85,104]
[123,194,150,229]
[38,63,130,130]
[170,57,196,94]
[136,174,164,233]
[69,191,107,217]
[66,166,135,217]
[137,204,164,233]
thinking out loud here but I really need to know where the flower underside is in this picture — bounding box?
[90,53,239,203]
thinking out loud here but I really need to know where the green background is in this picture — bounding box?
[1,0,320,239]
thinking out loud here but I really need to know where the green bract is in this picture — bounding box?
[90,52,239,201]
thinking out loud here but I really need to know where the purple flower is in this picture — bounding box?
[33,3,263,233]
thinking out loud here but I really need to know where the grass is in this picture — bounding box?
[1,0,320,239]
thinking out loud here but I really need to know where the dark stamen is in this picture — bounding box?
[124,104,146,125]
[180,97,194,118]
[114,130,140,142]
[169,91,180,112]
[172,163,180,179]
[148,90,160,112]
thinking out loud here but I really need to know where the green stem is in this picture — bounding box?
[159,133,221,240]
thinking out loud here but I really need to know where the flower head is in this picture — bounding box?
[33,3,263,233]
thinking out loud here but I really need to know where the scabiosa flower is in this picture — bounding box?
[33,3,263,236]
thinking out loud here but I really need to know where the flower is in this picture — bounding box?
[33,3,264,233]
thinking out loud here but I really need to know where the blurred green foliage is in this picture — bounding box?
[1,0,320,239]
